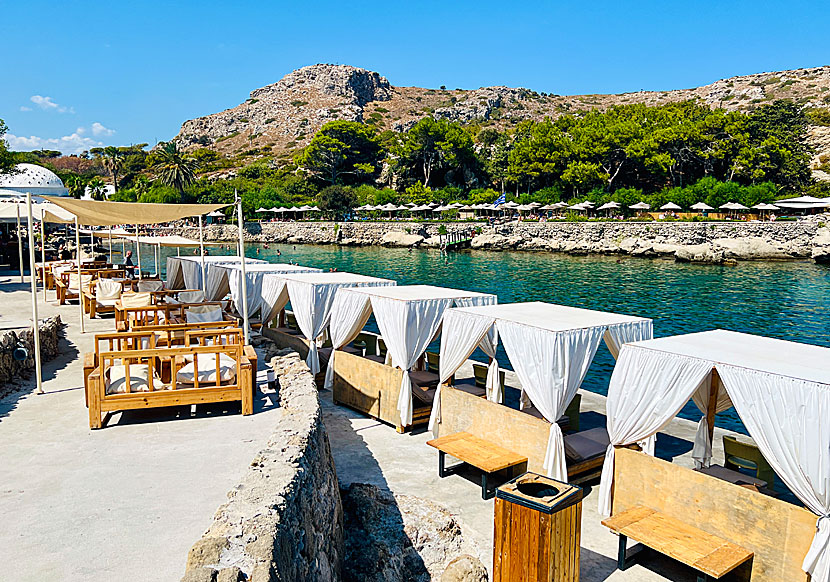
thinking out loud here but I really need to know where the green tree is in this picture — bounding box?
[404,181,433,204]
[391,117,478,188]
[0,119,17,176]
[297,120,382,185]
[99,146,123,192]
[152,141,198,193]
[86,177,107,200]
[318,185,356,219]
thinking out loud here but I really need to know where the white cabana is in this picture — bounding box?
[433,302,653,481]
[773,195,830,210]
[260,271,396,375]
[166,255,267,294]
[211,262,321,321]
[326,285,497,425]
[596,329,830,582]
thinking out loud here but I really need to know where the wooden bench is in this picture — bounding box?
[427,431,527,499]
[602,505,754,582]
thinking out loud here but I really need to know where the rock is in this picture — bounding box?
[381,231,424,247]
[470,233,508,249]
[215,567,245,582]
[440,555,489,582]
[186,537,228,570]
[180,568,217,582]
[341,483,483,582]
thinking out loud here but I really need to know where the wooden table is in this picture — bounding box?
[427,431,527,499]
[602,505,753,581]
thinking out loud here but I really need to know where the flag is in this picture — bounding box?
[493,193,506,207]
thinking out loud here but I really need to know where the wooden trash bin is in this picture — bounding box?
[493,472,582,582]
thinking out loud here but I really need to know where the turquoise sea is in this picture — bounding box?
[142,242,830,433]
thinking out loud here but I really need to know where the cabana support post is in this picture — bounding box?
[75,218,84,333]
[198,214,206,291]
[16,203,24,283]
[134,224,142,280]
[39,217,46,301]
[26,193,43,394]
[236,194,250,345]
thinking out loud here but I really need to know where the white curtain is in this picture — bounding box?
[453,296,500,401]
[180,259,203,290]
[499,322,606,481]
[690,375,733,468]
[287,281,348,375]
[717,365,830,582]
[597,346,714,516]
[259,277,290,327]
[429,309,496,432]
[228,269,266,319]
[205,265,231,301]
[166,257,185,289]
[604,320,654,359]
[372,296,455,427]
[323,289,373,389]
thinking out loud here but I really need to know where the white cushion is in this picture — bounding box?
[120,292,152,308]
[186,307,223,323]
[176,353,237,384]
[137,280,164,293]
[178,290,205,303]
[106,364,163,394]
[96,279,122,302]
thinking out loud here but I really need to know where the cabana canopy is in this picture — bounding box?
[596,329,830,581]
[212,263,321,319]
[434,302,653,481]
[41,196,228,226]
[327,285,498,424]
[260,271,397,374]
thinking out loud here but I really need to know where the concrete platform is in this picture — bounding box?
[0,274,281,582]
[323,361,745,582]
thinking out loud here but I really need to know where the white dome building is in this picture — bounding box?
[0,163,69,198]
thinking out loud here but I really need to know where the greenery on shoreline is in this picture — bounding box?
[2,99,829,217]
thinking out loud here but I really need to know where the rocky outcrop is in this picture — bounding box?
[340,483,484,582]
[0,316,63,393]
[159,216,830,264]
[181,349,343,582]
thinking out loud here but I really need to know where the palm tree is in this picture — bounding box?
[87,177,107,200]
[100,146,122,193]
[153,141,198,194]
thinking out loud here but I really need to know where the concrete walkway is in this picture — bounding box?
[0,275,281,582]
[323,363,742,582]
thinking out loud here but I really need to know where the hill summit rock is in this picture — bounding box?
[173,63,830,177]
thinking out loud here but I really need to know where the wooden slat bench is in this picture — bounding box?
[602,505,754,582]
[427,431,527,499]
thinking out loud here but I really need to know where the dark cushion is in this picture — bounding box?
[453,381,487,398]
[408,370,440,389]
[564,428,610,463]
[411,384,436,405]
[364,354,385,364]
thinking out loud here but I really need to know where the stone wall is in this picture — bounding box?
[181,350,343,582]
[0,316,63,390]
[158,216,830,264]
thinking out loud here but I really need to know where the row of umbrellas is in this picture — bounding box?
[255,205,321,213]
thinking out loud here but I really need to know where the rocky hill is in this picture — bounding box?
[173,63,830,178]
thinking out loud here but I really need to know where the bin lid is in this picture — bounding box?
[495,472,582,514]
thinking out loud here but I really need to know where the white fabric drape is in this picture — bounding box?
[499,323,606,481]
[323,290,373,389]
[259,279,290,326]
[690,375,733,468]
[180,259,204,290]
[166,257,185,289]
[429,310,495,432]
[205,265,231,301]
[371,296,455,427]
[597,346,715,517]
[604,320,654,359]
[286,280,347,375]
[453,296,500,400]
[717,365,830,582]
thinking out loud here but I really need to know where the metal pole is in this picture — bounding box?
[108,226,112,264]
[154,243,159,277]
[39,214,46,301]
[16,203,24,283]
[75,217,85,333]
[236,193,250,345]
[135,224,142,280]
[198,214,206,290]
[26,193,43,394]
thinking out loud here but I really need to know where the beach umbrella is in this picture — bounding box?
[459,204,473,211]
[255,207,270,213]
[660,202,682,211]
[308,206,320,211]
[432,205,448,212]
[752,203,779,211]
[406,203,417,207]
[629,202,651,210]
[773,195,830,210]
[597,201,620,211]
[730,203,749,211]
[395,205,409,211]
[569,203,586,211]
[719,202,737,210]
[527,201,542,208]
[582,201,596,208]
[690,202,714,211]
[554,202,569,209]
[517,204,534,211]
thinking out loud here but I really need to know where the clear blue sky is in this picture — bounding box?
[2,0,827,154]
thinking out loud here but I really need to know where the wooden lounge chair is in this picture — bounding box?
[86,278,123,318]
[87,343,253,429]
[133,320,238,348]
[83,331,157,407]
[723,435,776,490]
[56,272,93,305]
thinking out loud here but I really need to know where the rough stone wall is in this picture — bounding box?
[158,216,830,263]
[0,316,62,389]
[181,350,343,582]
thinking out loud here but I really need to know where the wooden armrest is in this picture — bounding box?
[83,351,96,369]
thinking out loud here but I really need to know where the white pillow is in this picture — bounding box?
[186,307,223,323]
[137,280,164,293]
[106,364,163,394]
[176,353,237,384]
[178,290,205,303]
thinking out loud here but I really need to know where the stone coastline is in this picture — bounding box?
[158,217,830,264]
[0,316,63,394]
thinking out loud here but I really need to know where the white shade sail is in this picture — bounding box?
[596,329,830,582]
[433,302,653,481]
[327,285,497,425]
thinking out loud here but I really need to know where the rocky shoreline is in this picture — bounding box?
[157,217,830,265]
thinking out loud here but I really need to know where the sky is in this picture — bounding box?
[2,0,828,154]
